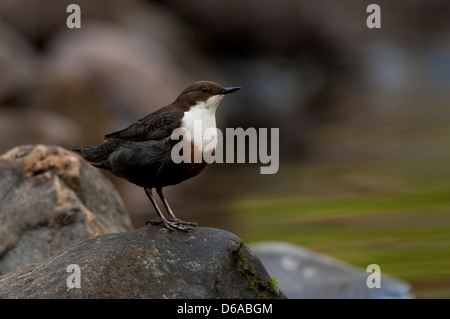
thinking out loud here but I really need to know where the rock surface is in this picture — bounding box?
[250,241,412,299]
[0,227,285,299]
[0,144,133,275]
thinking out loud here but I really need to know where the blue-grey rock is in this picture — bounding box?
[249,241,412,299]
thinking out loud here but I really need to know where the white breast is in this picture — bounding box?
[180,95,223,152]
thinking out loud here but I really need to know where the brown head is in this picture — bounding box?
[174,81,240,108]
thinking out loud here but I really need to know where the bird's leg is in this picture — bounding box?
[156,187,198,228]
[144,187,191,232]
[144,187,172,230]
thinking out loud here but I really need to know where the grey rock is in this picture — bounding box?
[0,21,37,106]
[0,109,82,155]
[250,241,412,299]
[0,144,133,275]
[0,227,286,299]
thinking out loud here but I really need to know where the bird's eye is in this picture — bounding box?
[201,86,208,92]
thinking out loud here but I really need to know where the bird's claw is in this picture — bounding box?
[146,218,197,232]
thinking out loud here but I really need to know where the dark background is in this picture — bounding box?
[0,0,449,298]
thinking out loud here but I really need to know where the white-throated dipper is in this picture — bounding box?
[72,81,240,231]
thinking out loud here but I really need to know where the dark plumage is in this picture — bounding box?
[72,81,240,231]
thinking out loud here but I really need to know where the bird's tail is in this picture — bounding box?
[71,145,109,168]
[71,145,98,161]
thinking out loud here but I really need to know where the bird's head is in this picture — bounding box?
[175,81,240,110]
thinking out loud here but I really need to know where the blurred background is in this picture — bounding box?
[0,0,449,298]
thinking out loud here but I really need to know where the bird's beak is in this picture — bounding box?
[222,87,241,95]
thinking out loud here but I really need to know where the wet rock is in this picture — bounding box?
[0,109,82,155]
[0,21,37,106]
[0,144,133,275]
[0,227,285,299]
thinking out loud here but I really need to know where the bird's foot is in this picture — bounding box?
[146,218,197,232]
[171,218,198,227]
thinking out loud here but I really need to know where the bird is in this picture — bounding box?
[72,81,240,232]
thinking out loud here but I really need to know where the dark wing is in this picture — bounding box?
[104,111,184,142]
